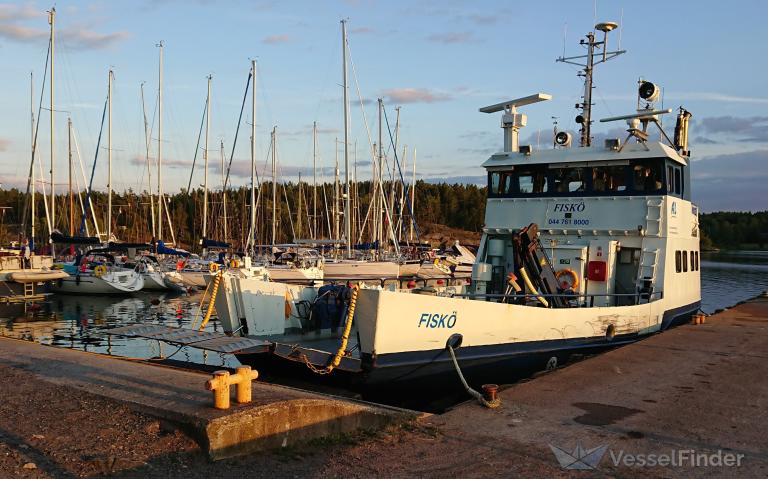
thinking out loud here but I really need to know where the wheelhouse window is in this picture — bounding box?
[552,167,586,193]
[486,158,671,198]
[488,171,514,196]
[592,165,627,192]
[632,162,663,193]
[518,169,548,194]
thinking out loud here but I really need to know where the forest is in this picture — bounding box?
[0,183,763,251]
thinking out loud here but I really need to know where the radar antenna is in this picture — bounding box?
[556,21,625,148]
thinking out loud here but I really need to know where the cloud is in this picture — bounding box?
[426,31,475,44]
[350,26,375,34]
[698,116,768,143]
[691,149,768,212]
[692,136,718,145]
[262,34,291,45]
[465,14,498,25]
[382,88,453,104]
[0,5,129,50]
[0,138,10,152]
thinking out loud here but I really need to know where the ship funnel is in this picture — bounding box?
[479,93,552,153]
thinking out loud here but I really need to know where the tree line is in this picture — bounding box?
[0,181,487,251]
[0,184,762,251]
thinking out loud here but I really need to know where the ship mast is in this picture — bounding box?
[556,22,624,147]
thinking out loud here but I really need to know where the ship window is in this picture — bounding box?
[695,251,700,271]
[674,168,682,194]
[489,171,515,196]
[552,167,586,193]
[667,165,674,192]
[593,165,627,192]
[633,163,663,192]
[675,251,682,272]
[518,169,548,194]
[682,250,688,272]
[689,251,695,271]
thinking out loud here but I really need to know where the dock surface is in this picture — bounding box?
[0,337,412,461]
[426,293,768,476]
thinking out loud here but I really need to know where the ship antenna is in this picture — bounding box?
[556,21,625,147]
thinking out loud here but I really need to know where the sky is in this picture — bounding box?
[0,0,766,212]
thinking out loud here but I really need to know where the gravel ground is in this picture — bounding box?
[0,363,587,479]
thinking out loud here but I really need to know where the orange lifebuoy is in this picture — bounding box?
[208,262,219,273]
[555,268,579,290]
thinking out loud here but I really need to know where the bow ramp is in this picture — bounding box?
[108,324,271,354]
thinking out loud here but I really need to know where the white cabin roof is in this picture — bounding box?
[481,141,688,170]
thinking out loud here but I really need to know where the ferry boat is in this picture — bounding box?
[114,22,701,390]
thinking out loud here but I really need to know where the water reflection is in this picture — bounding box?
[2,252,767,365]
[0,291,237,368]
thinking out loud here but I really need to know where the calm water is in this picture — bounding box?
[2,251,767,365]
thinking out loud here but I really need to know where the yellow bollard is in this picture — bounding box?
[205,366,259,410]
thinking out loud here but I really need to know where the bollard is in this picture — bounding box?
[205,366,259,410]
[691,312,706,325]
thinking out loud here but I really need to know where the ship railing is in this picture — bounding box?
[452,291,664,307]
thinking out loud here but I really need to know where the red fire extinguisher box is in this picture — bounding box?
[587,260,607,281]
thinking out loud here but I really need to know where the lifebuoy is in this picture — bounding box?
[229,259,240,268]
[209,262,219,273]
[93,265,108,278]
[555,268,579,290]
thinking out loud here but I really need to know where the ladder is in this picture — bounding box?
[23,282,35,298]
[636,247,659,303]
[644,199,664,237]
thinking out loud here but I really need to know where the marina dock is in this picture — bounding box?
[0,337,414,462]
[1,293,767,477]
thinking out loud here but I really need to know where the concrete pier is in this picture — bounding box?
[0,337,414,461]
[427,293,768,475]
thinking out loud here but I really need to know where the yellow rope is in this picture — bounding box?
[189,274,215,330]
[303,284,360,375]
[198,270,223,331]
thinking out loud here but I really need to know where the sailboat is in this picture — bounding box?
[51,69,144,294]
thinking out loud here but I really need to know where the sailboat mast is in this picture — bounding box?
[271,127,277,246]
[410,147,416,242]
[48,8,55,237]
[140,82,156,238]
[313,121,317,239]
[249,60,257,254]
[221,139,227,243]
[297,173,302,238]
[68,117,73,235]
[30,71,35,246]
[334,138,339,241]
[203,74,211,246]
[107,69,113,241]
[341,19,351,257]
[377,98,383,252]
[157,41,163,240]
